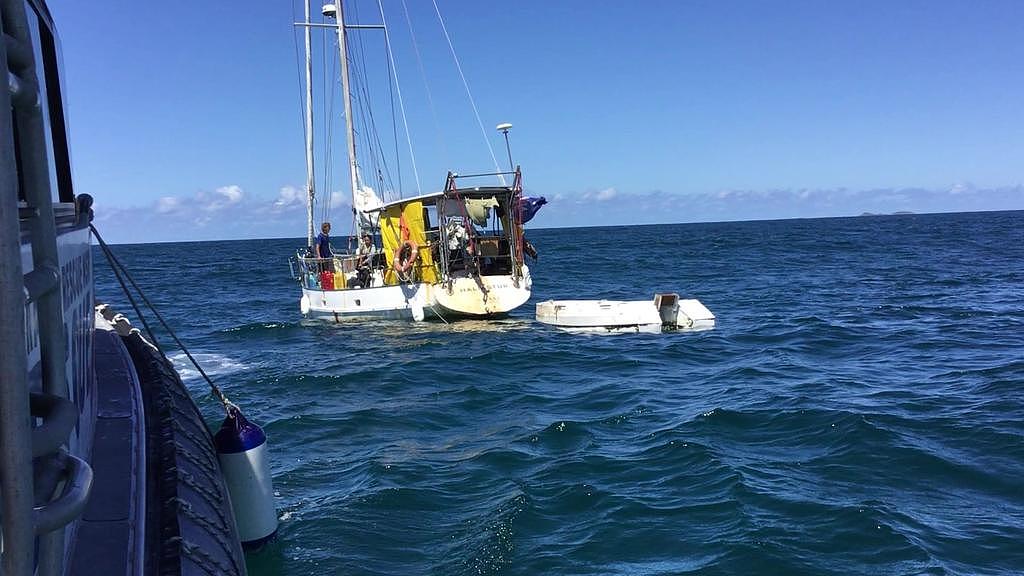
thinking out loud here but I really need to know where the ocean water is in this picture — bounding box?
[94,211,1024,575]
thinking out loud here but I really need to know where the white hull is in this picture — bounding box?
[433,270,532,317]
[536,294,715,334]
[302,266,531,322]
[303,282,432,321]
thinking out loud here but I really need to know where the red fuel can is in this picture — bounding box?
[319,270,334,290]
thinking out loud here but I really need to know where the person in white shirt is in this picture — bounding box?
[352,233,379,287]
[355,233,378,267]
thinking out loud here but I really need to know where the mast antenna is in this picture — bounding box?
[496,123,513,174]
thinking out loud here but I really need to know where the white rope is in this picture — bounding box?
[378,0,422,196]
[428,304,450,324]
[430,0,506,185]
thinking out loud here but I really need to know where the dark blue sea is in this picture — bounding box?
[95,210,1024,576]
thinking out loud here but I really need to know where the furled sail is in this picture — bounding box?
[353,183,383,230]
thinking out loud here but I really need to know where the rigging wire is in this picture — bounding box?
[347,1,388,205]
[349,22,399,204]
[315,12,323,224]
[351,0,373,196]
[429,0,506,185]
[349,55,376,193]
[324,31,339,227]
[386,21,403,200]
[290,0,310,175]
[377,0,422,196]
[91,224,235,414]
[400,0,450,171]
[292,0,316,242]
[94,230,161,349]
[341,1,390,222]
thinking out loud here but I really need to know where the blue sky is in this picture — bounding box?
[49,0,1024,243]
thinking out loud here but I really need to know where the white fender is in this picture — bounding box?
[214,408,278,550]
[411,302,425,322]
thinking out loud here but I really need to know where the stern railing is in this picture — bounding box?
[291,252,393,290]
[438,167,524,283]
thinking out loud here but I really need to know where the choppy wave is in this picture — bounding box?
[94,211,1024,575]
[167,351,248,382]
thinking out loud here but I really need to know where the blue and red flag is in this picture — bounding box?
[518,196,547,225]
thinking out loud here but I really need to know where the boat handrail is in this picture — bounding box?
[450,170,518,181]
[1,1,93,573]
[297,254,353,263]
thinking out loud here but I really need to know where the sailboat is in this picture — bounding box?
[289,1,539,322]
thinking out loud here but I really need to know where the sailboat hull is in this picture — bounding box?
[303,282,432,321]
[434,268,532,318]
[302,267,531,322]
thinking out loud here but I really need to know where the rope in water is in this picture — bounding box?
[90,224,235,414]
[427,304,449,325]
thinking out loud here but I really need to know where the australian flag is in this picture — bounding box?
[518,196,548,225]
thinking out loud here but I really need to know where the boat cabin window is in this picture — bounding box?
[13,1,74,205]
[423,204,438,243]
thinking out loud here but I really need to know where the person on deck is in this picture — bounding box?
[353,232,378,287]
[315,222,333,270]
[355,232,378,267]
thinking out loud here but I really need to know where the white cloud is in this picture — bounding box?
[948,182,975,195]
[217,185,243,202]
[581,187,618,202]
[874,193,910,204]
[156,196,181,214]
[273,185,306,211]
[200,185,245,212]
[540,185,1024,229]
[90,182,1024,243]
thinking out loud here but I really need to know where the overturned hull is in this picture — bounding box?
[536,293,715,334]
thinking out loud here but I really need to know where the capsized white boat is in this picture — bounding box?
[535,293,715,334]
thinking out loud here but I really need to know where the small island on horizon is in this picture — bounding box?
[859,211,916,216]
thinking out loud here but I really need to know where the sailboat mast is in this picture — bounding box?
[304,0,316,248]
[334,1,361,235]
